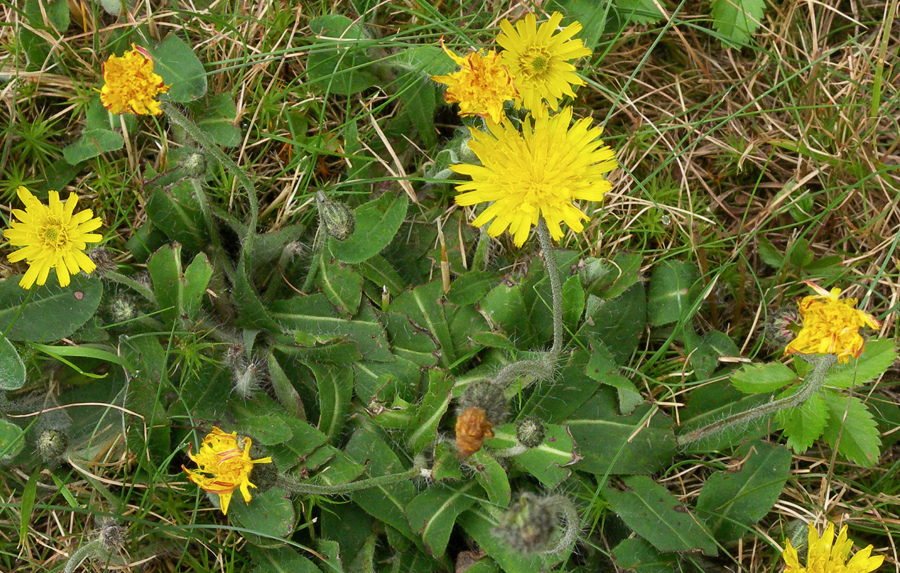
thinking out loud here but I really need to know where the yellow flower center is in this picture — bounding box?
[521,48,552,79]
[42,223,64,247]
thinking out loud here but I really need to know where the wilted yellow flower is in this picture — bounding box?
[783,522,884,573]
[100,44,169,115]
[4,187,102,289]
[432,40,517,124]
[496,11,591,118]
[183,427,272,515]
[784,281,880,364]
[452,106,616,246]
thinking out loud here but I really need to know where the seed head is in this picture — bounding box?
[493,493,558,553]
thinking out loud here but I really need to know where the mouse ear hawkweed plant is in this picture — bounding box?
[496,11,591,117]
[3,187,103,289]
[431,40,518,124]
[100,44,170,116]
[782,521,884,573]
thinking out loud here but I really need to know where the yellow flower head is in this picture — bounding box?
[452,106,617,247]
[496,11,591,118]
[3,187,102,290]
[432,40,518,124]
[182,427,273,515]
[783,522,884,573]
[784,281,880,364]
[100,44,170,115]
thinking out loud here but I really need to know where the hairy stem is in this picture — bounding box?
[275,467,421,496]
[676,354,837,447]
[536,217,564,359]
[63,539,103,573]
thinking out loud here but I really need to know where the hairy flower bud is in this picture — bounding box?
[458,381,508,424]
[249,458,279,493]
[38,428,68,461]
[493,493,557,553]
[515,417,545,449]
[765,307,802,348]
[316,191,355,241]
[181,150,207,179]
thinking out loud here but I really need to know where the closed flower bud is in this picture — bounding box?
[515,417,545,449]
[316,191,355,241]
[249,458,279,493]
[38,428,68,461]
[458,381,508,425]
[98,520,127,554]
[181,150,207,179]
[765,308,802,348]
[493,493,557,553]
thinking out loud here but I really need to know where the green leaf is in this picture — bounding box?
[757,236,783,267]
[446,271,498,306]
[406,481,481,558]
[120,336,171,470]
[329,193,409,264]
[578,283,646,364]
[561,275,585,329]
[25,0,69,32]
[395,72,438,149]
[616,0,665,24]
[306,15,379,96]
[316,255,363,318]
[272,296,392,362]
[307,361,353,443]
[0,274,102,342]
[612,538,678,573]
[521,349,601,422]
[147,244,185,327]
[405,370,453,453]
[146,34,208,103]
[710,0,767,49]
[569,387,675,475]
[824,339,897,389]
[647,260,699,326]
[19,468,40,548]
[604,476,717,555]
[776,390,828,453]
[469,450,511,508]
[481,278,534,343]
[0,418,25,459]
[344,427,420,544]
[431,442,464,482]
[0,336,26,390]
[580,252,642,300]
[485,424,578,488]
[820,390,882,468]
[689,330,740,381]
[234,252,280,331]
[194,92,241,147]
[268,352,305,420]
[63,129,125,164]
[696,440,791,541]
[183,253,213,321]
[230,489,295,546]
[548,0,608,49]
[731,362,799,394]
[250,546,320,573]
[387,279,454,368]
[145,183,207,252]
[583,341,643,415]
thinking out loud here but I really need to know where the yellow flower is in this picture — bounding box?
[452,106,616,247]
[783,522,884,573]
[183,427,273,515]
[3,187,102,289]
[432,40,517,124]
[784,281,880,364]
[100,44,170,115]
[496,11,591,118]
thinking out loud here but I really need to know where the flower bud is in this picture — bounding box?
[765,307,802,348]
[458,381,508,425]
[493,493,557,553]
[37,428,68,461]
[515,417,545,449]
[249,458,279,493]
[181,150,207,179]
[98,520,127,554]
[316,191,355,241]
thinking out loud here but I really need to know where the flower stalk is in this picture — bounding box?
[676,354,838,447]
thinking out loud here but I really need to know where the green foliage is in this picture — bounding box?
[0,336,26,390]
[710,0,767,48]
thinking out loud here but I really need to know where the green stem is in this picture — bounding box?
[63,539,103,573]
[189,177,235,283]
[536,217,564,359]
[676,354,837,447]
[300,220,325,294]
[160,102,258,228]
[275,467,421,496]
